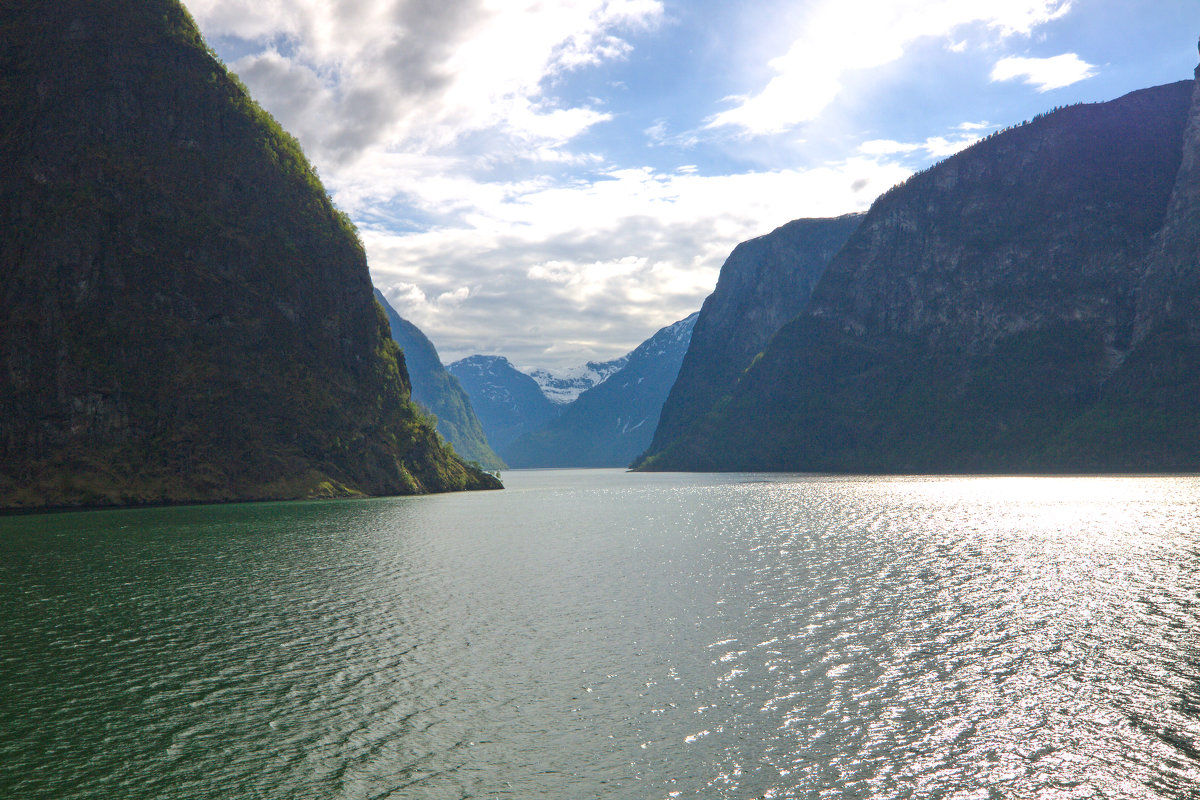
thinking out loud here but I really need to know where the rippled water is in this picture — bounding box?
[2,470,1199,799]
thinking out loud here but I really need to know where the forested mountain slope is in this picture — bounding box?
[0,0,499,507]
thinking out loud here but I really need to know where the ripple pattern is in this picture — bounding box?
[1,472,1198,799]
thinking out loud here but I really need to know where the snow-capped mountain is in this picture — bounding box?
[527,357,629,405]
[503,312,699,468]
[635,312,700,360]
[450,313,698,466]
[446,355,561,452]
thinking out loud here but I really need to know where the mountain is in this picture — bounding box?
[0,0,500,508]
[374,290,504,470]
[528,357,629,406]
[446,355,561,453]
[641,77,1198,473]
[639,214,863,463]
[505,313,699,468]
[1079,63,1200,466]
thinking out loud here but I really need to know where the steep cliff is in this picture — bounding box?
[0,0,500,507]
[1136,67,1200,342]
[642,78,1196,473]
[374,290,504,470]
[641,214,862,462]
[1063,63,1200,467]
[505,313,698,468]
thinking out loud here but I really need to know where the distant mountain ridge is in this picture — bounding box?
[641,78,1200,473]
[505,313,698,468]
[528,358,629,405]
[374,290,504,470]
[446,355,561,453]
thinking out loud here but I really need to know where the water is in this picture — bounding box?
[2,470,1199,799]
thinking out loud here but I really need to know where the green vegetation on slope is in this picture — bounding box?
[375,290,506,471]
[0,0,499,507]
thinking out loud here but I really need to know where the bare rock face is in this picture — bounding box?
[1136,67,1200,342]
[642,214,862,462]
[643,77,1200,473]
[0,0,499,507]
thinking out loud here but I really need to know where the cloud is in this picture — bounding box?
[706,0,1074,135]
[860,140,922,156]
[990,53,1098,91]
[188,0,664,164]
[860,130,987,161]
[364,158,913,368]
[644,119,700,149]
[183,0,1095,372]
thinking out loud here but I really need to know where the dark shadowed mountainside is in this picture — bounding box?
[640,214,862,463]
[505,313,698,468]
[641,78,1198,473]
[374,290,505,471]
[0,0,500,507]
[446,355,561,454]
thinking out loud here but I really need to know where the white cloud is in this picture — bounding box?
[921,135,981,159]
[182,0,1089,371]
[188,0,664,164]
[706,0,1074,135]
[363,158,913,368]
[860,139,922,156]
[644,119,700,149]
[861,130,986,160]
[990,53,1097,91]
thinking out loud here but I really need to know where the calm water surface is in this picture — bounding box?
[2,470,1199,799]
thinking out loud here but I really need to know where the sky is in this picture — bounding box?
[187,0,1198,371]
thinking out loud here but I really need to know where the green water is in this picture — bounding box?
[2,470,1199,798]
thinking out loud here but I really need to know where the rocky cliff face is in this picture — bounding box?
[374,290,505,470]
[1076,65,1200,466]
[642,78,1198,473]
[0,0,499,507]
[808,84,1189,357]
[1136,68,1200,342]
[642,214,862,461]
[505,313,698,468]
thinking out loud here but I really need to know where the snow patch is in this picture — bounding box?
[528,356,629,405]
